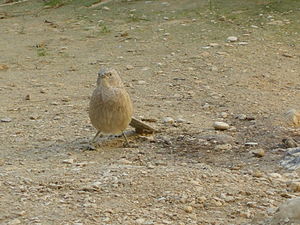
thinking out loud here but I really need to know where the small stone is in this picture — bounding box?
[237,114,247,120]
[238,42,248,45]
[220,112,228,118]
[25,94,30,100]
[137,80,146,85]
[183,206,193,213]
[7,219,21,225]
[289,182,300,192]
[250,148,265,157]
[61,97,71,102]
[245,142,258,147]
[0,64,8,70]
[126,65,134,70]
[209,43,219,47]
[102,6,110,10]
[62,159,74,164]
[282,53,293,58]
[162,117,175,124]
[213,122,230,130]
[215,144,232,151]
[29,115,41,120]
[227,36,238,42]
[252,170,264,178]
[91,181,102,189]
[1,117,12,122]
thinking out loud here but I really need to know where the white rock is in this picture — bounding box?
[213,122,230,130]
[137,80,146,85]
[162,117,174,124]
[245,142,258,146]
[237,114,247,120]
[1,117,12,122]
[227,36,238,42]
[62,159,74,164]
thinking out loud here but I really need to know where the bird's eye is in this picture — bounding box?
[108,72,112,76]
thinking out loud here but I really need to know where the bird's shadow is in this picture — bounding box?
[15,130,139,161]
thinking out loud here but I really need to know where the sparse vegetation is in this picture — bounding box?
[37,48,47,56]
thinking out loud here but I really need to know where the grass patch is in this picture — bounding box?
[37,48,47,57]
[44,0,66,8]
[99,23,110,33]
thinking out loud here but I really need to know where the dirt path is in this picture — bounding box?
[0,0,300,224]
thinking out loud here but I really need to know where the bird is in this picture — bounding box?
[89,68,133,145]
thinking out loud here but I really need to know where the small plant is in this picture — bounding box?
[44,0,65,8]
[37,48,47,56]
[99,24,110,33]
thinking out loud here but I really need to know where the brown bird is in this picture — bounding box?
[89,68,133,145]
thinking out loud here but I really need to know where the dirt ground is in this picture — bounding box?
[0,0,300,224]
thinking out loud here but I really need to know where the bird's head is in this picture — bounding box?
[97,68,124,87]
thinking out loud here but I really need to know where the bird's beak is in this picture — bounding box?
[98,68,107,77]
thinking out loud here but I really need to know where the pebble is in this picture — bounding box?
[237,114,247,120]
[245,142,258,147]
[162,117,175,124]
[25,94,30,100]
[209,43,219,47]
[252,170,264,178]
[215,144,232,151]
[102,6,110,11]
[183,205,193,213]
[250,148,265,157]
[271,197,300,224]
[137,80,146,85]
[175,118,186,123]
[126,65,134,70]
[7,219,21,225]
[213,121,230,130]
[238,42,248,45]
[62,159,74,164]
[227,36,238,42]
[220,112,228,118]
[1,117,12,122]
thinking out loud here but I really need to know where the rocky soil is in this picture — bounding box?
[0,0,300,224]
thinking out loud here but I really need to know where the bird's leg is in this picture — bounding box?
[122,131,130,147]
[92,130,101,142]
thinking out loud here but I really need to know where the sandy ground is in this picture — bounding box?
[0,0,300,224]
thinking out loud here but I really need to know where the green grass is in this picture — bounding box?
[44,0,66,8]
[99,23,110,33]
[37,48,47,56]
